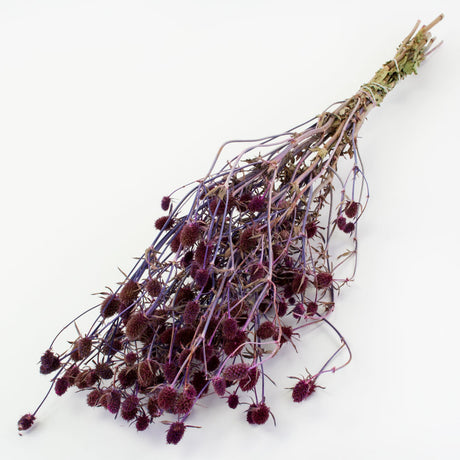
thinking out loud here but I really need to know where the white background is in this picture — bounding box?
[1,1,459,459]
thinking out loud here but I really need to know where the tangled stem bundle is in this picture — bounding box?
[19,16,443,444]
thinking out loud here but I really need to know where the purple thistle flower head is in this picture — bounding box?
[180,222,201,247]
[207,354,220,371]
[291,272,308,294]
[191,370,208,395]
[100,294,121,318]
[107,390,122,414]
[170,234,181,252]
[136,414,150,431]
[157,385,178,411]
[246,404,256,424]
[121,395,139,421]
[166,422,185,445]
[227,393,239,409]
[183,300,200,325]
[147,396,161,418]
[306,221,318,238]
[345,200,359,218]
[223,363,249,381]
[124,352,137,366]
[248,196,266,213]
[119,279,141,306]
[343,222,355,234]
[145,278,162,297]
[125,312,148,341]
[292,378,317,403]
[337,216,347,230]
[162,362,178,384]
[240,367,260,392]
[222,317,238,340]
[277,326,294,345]
[63,365,80,386]
[70,337,92,362]
[137,359,157,387]
[161,196,171,211]
[155,215,173,230]
[292,302,305,320]
[306,301,318,315]
[183,383,197,399]
[316,272,333,289]
[194,241,208,266]
[75,369,98,389]
[257,321,276,340]
[248,402,270,425]
[238,227,258,252]
[194,268,210,288]
[86,389,102,407]
[212,377,227,396]
[95,362,114,380]
[277,300,288,317]
[39,349,60,374]
[174,392,195,415]
[54,377,69,396]
[18,414,35,431]
[118,367,137,388]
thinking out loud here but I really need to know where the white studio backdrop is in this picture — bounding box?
[1,1,459,460]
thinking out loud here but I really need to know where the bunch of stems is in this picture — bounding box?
[18,16,443,444]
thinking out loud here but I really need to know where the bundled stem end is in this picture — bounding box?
[359,14,444,107]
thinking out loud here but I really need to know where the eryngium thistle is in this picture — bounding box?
[19,16,443,445]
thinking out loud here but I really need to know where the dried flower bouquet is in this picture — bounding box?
[19,15,443,444]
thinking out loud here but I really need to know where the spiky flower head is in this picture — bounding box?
[18,414,35,431]
[223,363,249,381]
[166,422,186,445]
